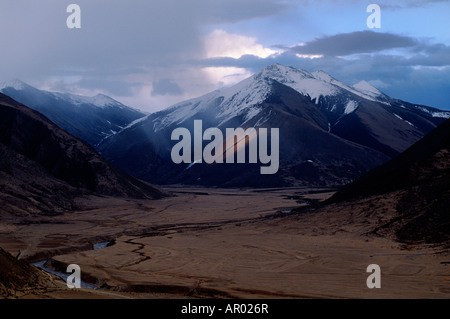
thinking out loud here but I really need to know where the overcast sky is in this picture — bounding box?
[1,0,449,112]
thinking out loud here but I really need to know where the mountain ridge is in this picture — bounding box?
[4,64,448,188]
[0,80,146,147]
[0,93,164,217]
[98,63,450,187]
[324,118,450,244]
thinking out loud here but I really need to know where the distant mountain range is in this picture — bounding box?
[95,64,450,187]
[0,65,448,241]
[0,80,145,147]
[0,93,163,217]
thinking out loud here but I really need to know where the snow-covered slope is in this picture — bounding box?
[52,92,127,108]
[258,64,338,104]
[0,79,131,109]
[149,64,384,133]
[98,63,449,188]
[0,80,145,146]
[4,65,448,188]
[311,71,388,104]
[153,75,273,131]
[0,79,30,91]
[127,64,449,139]
[116,63,450,152]
[352,80,385,99]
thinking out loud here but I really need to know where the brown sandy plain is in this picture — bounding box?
[0,187,449,299]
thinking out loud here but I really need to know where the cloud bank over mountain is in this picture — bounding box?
[0,0,449,112]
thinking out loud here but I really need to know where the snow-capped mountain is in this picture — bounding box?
[98,64,449,187]
[0,80,146,147]
[151,74,272,131]
[352,80,386,100]
[148,64,448,136]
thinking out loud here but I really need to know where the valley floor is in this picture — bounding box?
[0,187,448,299]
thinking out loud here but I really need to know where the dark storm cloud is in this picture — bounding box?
[1,1,448,111]
[152,79,184,96]
[0,0,289,79]
[198,37,450,110]
[0,0,291,111]
[192,0,290,24]
[291,31,418,57]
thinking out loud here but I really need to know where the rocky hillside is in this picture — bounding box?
[327,118,450,244]
[0,93,164,217]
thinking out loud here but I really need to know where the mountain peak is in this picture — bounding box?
[254,64,337,102]
[352,80,383,97]
[50,91,123,109]
[262,63,294,72]
[0,79,123,109]
[98,63,449,188]
[0,81,145,146]
[91,93,121,107]
[311,70,334,83]
[258,64,311,80]
[0,79,31,91]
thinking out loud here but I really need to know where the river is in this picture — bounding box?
[32,241,111,290]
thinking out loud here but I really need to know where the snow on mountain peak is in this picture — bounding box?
[353,80,383,98]
[256,64,338,102]
[0,79,31,91]
[153,73,274,131]
[52,91,123,108]
[151,64,394,132]
[91,93,121,107]
[311,70,334,83]
[215,73,272,120]
[259,64,311,79]
[0,79,124,109]
[309,71,388,104]
[344,100,359,114]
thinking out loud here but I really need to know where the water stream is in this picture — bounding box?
[32,241,111,290]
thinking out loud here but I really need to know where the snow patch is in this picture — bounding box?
[415,105,450,119]
[0,79,29,90]
[154,74,272,131]
[254,110,272,127]
[185,159,201,170]
[311,70,333,83]
[52,92,123,108]
[242,106,262,124]
[259,65,338,102]
[393,113,417,128]
[123,115,149,130]
[312,71,388,104]
[344,100,358,114]
[352,80,383,98]
[405,120,416,127]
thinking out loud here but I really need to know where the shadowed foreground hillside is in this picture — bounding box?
[0,248,47,297]
[326,118,450,244]
[0,93,165,217]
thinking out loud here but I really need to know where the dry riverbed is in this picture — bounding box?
[0,187,448,299]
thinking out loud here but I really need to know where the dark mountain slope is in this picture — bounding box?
[0,80,145,147]
[0,247,47,297]
[100,79,389,187]
[99,64,448,188]
[329,118,450,202]
[0,93,164,217]
[327,118,450,244]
